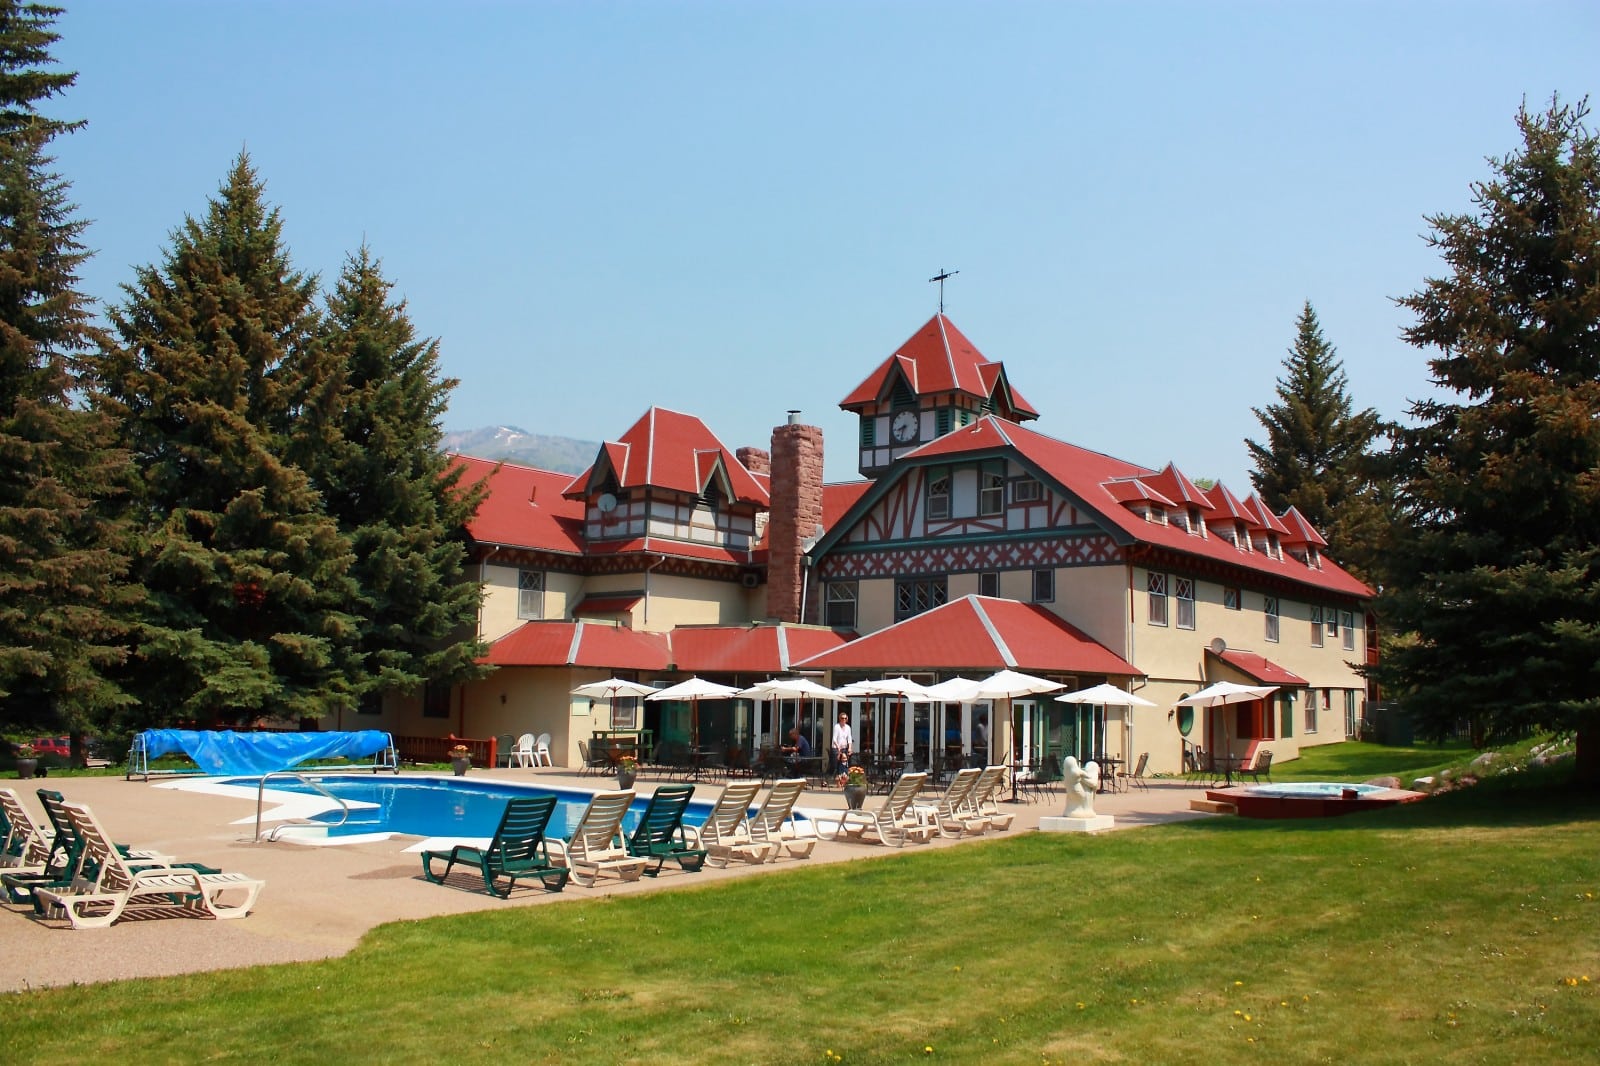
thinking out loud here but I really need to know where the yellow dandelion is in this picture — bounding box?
[1076,1003,1085,1010]
[924,1046,934,1055]
[1280,1001,1287,1007]
[1235,980,1244,987]
[1243,1013,1252,1021]
[1234,1010,1242,1017]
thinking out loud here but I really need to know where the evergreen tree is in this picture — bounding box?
[94,154,358,727]
[0,1,136,763]
[1245,301,1387,582]
[1378,97,1600,785]
[310,246,487,704]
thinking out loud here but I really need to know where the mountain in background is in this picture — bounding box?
[442,426,600,475]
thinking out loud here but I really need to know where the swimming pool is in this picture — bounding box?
[234,775,725,841]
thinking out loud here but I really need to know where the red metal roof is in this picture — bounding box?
[583,536,756,566]
[564,407,768,505]
[1279,506,1329,547]
[1211,649,1308,686]
[838,315,1038,419]
[671,624,854,675]
[480,621,670,670]
[886,417,1371,599]
[795,595,1138,676]
[450,455,584,554]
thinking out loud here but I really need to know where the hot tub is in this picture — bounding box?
[1207,780,1427,819]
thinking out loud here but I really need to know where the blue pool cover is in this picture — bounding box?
[136,729,393,776]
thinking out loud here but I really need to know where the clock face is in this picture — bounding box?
[892,410,918,443]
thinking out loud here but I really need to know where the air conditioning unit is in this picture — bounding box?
[740,572,761,589]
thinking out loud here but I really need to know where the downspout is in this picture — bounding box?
[799,555,812,626]
[642,552,666,627]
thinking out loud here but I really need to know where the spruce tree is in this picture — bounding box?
[310,246,487,704]
[0,1,137,763]
[1245,302,1387,582]
[95,154,358,727]
[1379,97,1600,785]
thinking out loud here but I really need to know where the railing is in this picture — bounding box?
[254,770,351,843]
[393,734,498,767]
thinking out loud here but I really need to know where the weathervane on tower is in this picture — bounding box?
[929,267,958,313]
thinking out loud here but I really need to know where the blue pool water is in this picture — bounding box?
[233,775,722,840]
[1243,782,1385,798]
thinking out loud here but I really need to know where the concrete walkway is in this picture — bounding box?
[0,767,1213,992]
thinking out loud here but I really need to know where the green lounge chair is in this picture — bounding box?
[421,795,569,897]
[625,784,708,876]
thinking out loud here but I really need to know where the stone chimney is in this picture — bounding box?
[736,446,770,476]
[766,412,824,624]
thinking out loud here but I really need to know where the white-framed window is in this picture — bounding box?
[1310,605,1324,647]
[824,581,857,628]
[1305,689,1320,733]
[1223,586,1241,611]
[979,461,1005,517]
[1264,595,1280,643]
[1326,606,1339,640]
[895,577,947,622]
[1147,572,1169,627]
[1013,478,1043,503]
[926,467,951,521]
[1175,577,1195,630]
[979,571,1000,598]
[1032,569,1054,603]
[1341,611,1355,651]
[518,569,545,620]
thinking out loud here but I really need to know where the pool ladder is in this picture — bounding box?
[254,770,352,843]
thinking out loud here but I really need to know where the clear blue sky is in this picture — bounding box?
[51,1,1600,489]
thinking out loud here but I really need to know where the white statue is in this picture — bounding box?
[1062,757,1101,818]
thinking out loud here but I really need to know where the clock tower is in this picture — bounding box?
[838,314,1039,479]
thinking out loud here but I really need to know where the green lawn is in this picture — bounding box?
[1274,739,1475,784]
[6,758,1598,1064]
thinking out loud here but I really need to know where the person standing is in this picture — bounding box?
[831,710,853,774]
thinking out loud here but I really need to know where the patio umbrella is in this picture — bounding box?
[571,678,656,700]
[922,678,986,765]
[739,678,844,753]
[835,678,933,755]
[1056,683,1158,768]
[645,677,741,748]
[1176,682,1278,784]
[974,670,1066,802]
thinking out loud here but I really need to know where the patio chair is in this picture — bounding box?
[494,733,516,768]
[1126,752,1150,791]
[0,788,55,874]
[509,733,536,768]
[547,789,648,887]
[34,802,263,929]
[5,789,193,906]
[1240,748,1273,784]
[625,783,708,876]
[962,765,1016,831]
[421,795,569,896]
[533,733,553,767]
[748,778,816,861]
[830,771,936,847]
[1019,755,1062,803]
[694,780,774,866]
[913,766,988,838]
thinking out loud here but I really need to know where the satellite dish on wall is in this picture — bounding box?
[596,493,618,514]
[1209,637,1228,655]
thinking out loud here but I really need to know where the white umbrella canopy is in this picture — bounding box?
[922,677,985,702]
[571,678,657,700]
[1055,683,1158,707]
[836,676,935,699]
[974,669,1066,698]
[1175,681,1277,706]
[645,677,743,701]
[738,677,845,701]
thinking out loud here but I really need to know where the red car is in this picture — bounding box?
[30,736,71,759]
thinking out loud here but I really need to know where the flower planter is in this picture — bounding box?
[451,757,471,777]
[617,770,636,790]
[843,784,867,810]
[15,757,37,780]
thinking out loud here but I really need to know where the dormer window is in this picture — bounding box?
[926,466,951,520]
[1189,509,1205,537]
[1307,547,1321,569]
[697,481,723,512]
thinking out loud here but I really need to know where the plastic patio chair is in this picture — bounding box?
[533,733,552,767]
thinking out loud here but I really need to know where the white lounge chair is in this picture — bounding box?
[695,780,775,866]
[35,802,264,929]
[963,765,1016,831]
[548,789,648,887]
[0,788,53,873]
[832,772,936,847]
[914,766,988,838]
[748,778,816,861]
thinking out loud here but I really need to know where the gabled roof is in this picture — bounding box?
[826,415,1371,599]
[564,407,769,506]
[1279,506,1329,547]
[1242,494,1292,536]
[1143,463,1211,508]
[450,455,585,555]
[838,315,1038,420]
[1209,649,1308,687]
[672,624,855,675]
[481,621,670,670]
[795,595,1138,676]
